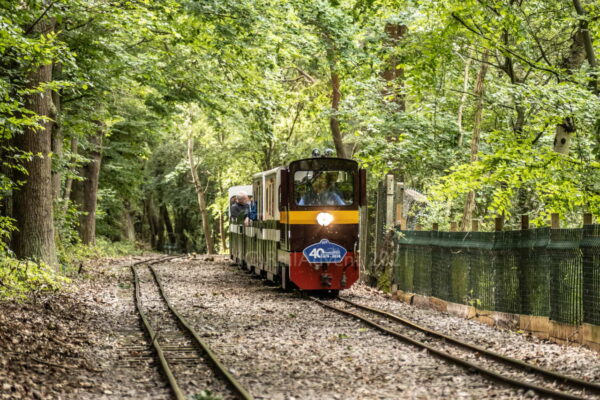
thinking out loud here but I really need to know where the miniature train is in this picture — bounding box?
[229,152,366,293]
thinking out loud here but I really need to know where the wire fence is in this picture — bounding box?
[393,226,600,325]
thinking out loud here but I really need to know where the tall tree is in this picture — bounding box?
[12,18,58,266]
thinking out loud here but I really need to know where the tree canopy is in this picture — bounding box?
[0,0,599,265]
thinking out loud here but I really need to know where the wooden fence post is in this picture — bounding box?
[471,219,479,232]
[395,182,406,229]
[385,175,395,229]
[521,214,529,230]
[495,217,504,231]
[373,180,386,267]
[583,213,593,225]
[432,223,439,231]
[450,221,458,232]
[551,213,560,229]
[359,205,369,273]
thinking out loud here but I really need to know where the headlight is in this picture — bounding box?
[316,212,334,226]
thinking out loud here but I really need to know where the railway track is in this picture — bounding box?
[311,296,600,400]
[130,256,254,400]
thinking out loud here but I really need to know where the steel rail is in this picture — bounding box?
[148,265,254,400]
[131,256,187,400]
[310,297,590,400]
[339,297,600,394]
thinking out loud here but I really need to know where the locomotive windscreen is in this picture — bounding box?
[294,170,354,206]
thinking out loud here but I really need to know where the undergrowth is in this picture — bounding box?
[58,237,145,273]
[0,257,70,300]
[0,237,145,300]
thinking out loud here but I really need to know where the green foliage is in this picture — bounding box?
[0,216,16,253]
[58,238,144,274]
[0,257,70,300]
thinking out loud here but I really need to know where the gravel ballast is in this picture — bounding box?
[156,258,578,399]
[344,285,600,384]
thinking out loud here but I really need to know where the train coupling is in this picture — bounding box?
[341,272,347,288]
[320,273,332,287]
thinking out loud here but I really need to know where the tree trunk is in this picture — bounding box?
[326,48,347,159]
[187,137,215,254]
[462,53,490,231]
[122,200,136,242]
[144,197,161,249]
[381,23,407,113]
[219,211,227,252]
[161,204,175,246]
[174,208,188,253]
[12,18,58,266]
[212,219,219,253]
[553,15,592,154]
[156,210,165,252]
[78,124,104,245]
[51,62,63,200]
[572,0,598,93]
[457,56,472,147]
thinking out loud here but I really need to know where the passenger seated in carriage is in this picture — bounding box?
[230,192,250,220]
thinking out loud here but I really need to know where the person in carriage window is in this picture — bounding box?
[230,192,250,220]
[298,172,346,206]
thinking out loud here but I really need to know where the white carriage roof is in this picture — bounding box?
[227,185,253,198]
[252,166,282,180]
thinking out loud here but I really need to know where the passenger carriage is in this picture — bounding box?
[230,153,366,292]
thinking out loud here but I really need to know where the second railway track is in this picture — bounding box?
[131,257,253,400]
[311,295,600,400]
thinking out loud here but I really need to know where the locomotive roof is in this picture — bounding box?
[288,157,358,169]
[250,158,358,180]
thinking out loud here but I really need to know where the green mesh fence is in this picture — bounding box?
[467,232,495,310]
[392,225,600,325]
[519,229,550,316]
[548,229,583,325]
[494,231,520,314]
[583,225,600,325]
[411,231,433,295]
[430,231,450,301]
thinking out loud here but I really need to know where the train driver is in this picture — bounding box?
[298,172,346,206]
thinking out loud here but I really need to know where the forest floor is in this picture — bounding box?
[0,256,599,400]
